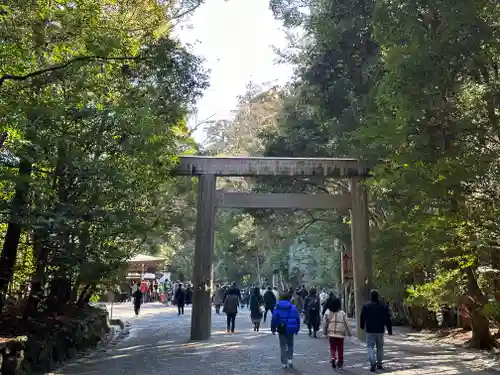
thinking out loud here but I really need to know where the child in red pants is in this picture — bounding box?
[323,297,351,369]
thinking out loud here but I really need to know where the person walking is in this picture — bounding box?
[263,286,277,323]
[271,292,301,369]
[319,288,328,309]
[139,280,149,302]
[323,296,351,369]
[132,282,143,316]
[250,287,264,331]
[185,284,193,306]
[243,288,250,308]
[226,282,242,303]
[272,286,279,302]
[172,282,179,306]
[322,291,335,316]
[213,284,224,314]
[174,283,186,315]
[360,290,393,372]
[293,288,304,317]
[223,285,240,333]
[304,288,321,337]
[222,284,228,300]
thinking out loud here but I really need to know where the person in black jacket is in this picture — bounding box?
[360,290,393,372]
[226,282,242,301]
[263,286,277,323]
[223,286,240,333]
[249,287,264,331]
[132,282,143,316]
[174,284,186,315]
[185,284,193,305]
[304,288,321,337]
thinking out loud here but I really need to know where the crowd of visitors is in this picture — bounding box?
[130,279,392,372]
[129,279,161,303]
[211,283,392,372]
[131,280,193,316]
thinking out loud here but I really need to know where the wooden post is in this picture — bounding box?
[190,174,217,341]
[108,289,115,320]
[350,178,372,340]
[341,242,353,312]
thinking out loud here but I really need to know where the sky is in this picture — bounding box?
[175,0,294,144]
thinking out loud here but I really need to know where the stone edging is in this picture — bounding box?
[0,337,27,375]
[81,319,129,356]
[46,319,129,375]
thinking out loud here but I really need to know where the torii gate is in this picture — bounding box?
[173,156,372,340]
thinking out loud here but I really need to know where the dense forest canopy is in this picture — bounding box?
[0,0,499,352]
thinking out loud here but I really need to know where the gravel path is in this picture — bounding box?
[51,303,500,375]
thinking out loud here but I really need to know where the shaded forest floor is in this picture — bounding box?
[406,327,499,353]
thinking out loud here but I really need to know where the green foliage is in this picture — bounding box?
[0,0,207,312]
[482,300,500,324]
[406,269,464,312]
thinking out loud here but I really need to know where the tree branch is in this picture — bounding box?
[0,55,146,87]
[297,216,331,235]
[296,178,330,194]
[171,0,204,20]
[187,112,216,136]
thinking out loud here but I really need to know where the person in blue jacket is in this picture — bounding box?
[271,292,301,369]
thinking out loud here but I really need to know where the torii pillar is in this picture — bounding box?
[190,174,216,341]
[350,177,373,340]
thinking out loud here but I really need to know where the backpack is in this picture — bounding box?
[277,307,292,334]
[223,294,238,313]
[308,297,319,311]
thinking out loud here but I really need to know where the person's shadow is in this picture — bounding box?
[286,367,303,374]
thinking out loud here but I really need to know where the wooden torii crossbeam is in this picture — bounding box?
[172,156,372,341]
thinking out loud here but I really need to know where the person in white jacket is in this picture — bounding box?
[323,296,351,369]
[272,286,279,301]
[319,288,328,307]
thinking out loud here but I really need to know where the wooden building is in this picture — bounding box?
[126,254,167,281]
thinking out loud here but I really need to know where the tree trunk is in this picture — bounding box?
[0,158,32,305]
[469,307,493,349]
[492,246,500,304]
[465,267,495,349]
[71,274,82,303]
[71,221,90,303]
[256,255,262,286]
[24,229,50,318]
[45,141,74,312]
[77,285,91,305]
[47,277,72,312]
[77,284,94,306]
